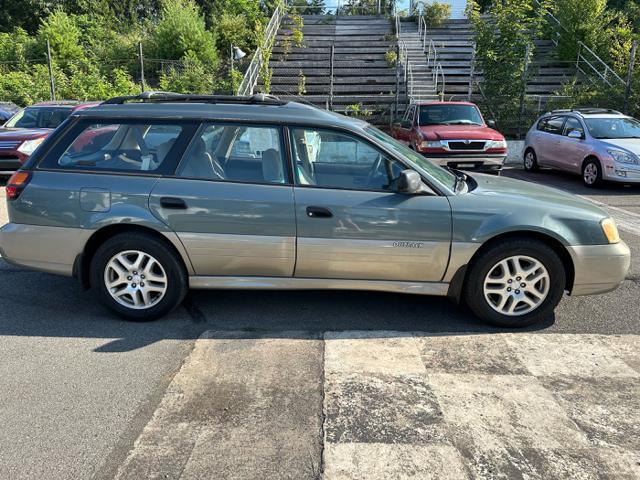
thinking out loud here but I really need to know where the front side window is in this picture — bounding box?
[57,123,183,171]
[418,104,483,126]
[177,124,286,184]
[584,117,640,139]
[291,128,405,191]
[5,106,72,129]
[563,117,584,136]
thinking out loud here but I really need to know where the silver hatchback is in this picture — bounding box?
[523,108,640,187]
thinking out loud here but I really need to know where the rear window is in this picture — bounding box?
[56,123,184,172]
[5,106,72,129]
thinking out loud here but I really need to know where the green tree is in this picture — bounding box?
[152,0,218,67]
[37,9,85,66]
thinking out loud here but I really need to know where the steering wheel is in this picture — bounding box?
[366,154,384,186]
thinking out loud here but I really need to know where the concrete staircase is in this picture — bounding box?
[266,15,399,121]
[397,21,439,102]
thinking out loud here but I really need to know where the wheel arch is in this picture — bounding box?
[73,224,193,289]
[581,154,601,169]
[447,230,575,302]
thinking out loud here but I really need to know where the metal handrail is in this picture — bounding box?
[532,0,624,88]
[237,3,284,95]
[433,63,445,99]
[395,16,414,103]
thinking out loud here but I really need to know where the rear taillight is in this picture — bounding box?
[6,171,31,200]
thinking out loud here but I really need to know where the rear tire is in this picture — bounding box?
[463,238,566,327]
[90,232,188,321]
[582,158,603,188]
[523,148,539,172]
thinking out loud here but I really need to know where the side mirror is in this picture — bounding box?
[394,169,426,194]
[568,129,584,139]
[400,119,412,129]
[486,119,497,128]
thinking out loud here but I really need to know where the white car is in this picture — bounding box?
[523,108,640,187]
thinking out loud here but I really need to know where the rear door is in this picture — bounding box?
[537,115,566,166]
[149,123,296,277]
[289,126,451,282]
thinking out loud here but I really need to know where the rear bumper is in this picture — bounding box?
[421,153,506,172]
[0,223,93,276]
[0,156,22,174]
[567,241,630,296]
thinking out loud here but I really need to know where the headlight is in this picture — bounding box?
[607,148,638,165]
[17,138,45,156]
[601,218,620,244]
[487,139,507,149]
[421,140,442,149]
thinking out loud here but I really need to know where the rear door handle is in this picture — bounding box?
[160,197,187,209]
[306,206,333,218]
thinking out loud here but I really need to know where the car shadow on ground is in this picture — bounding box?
[0,262,556,352]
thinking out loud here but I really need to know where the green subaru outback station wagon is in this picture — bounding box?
[0,93,630,327]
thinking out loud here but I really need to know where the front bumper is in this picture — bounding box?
[567,241,630,296]
[602,163,640,183]
[421,153,506,172]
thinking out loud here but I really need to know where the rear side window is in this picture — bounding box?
[177,124,287,184]
[5,106,71,129]
[539,116,565,135]
[56,123,184,172]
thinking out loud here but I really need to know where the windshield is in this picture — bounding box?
[364,126,457,191]
[584,117,640,139]
[5,106,72,129]
[418,104,484,126]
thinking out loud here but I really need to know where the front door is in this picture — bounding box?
[557,116,589,173]
[149,123,296,277]
[289,127,452,282]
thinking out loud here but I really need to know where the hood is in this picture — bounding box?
[468,173,607,217]
[419,124,504,141]
[601,138,640,155]
[0,127,52,141]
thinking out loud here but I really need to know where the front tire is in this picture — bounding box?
[463,238,566,327]
[90,232,188,321]
[582,158,603,188]
[523,148,539,172]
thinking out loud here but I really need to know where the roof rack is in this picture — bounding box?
[548,107,623,115]
[102,91,286,106]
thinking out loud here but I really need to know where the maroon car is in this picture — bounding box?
[391,101,507,173]
[0,101,99,174]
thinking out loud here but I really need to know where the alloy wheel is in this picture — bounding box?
[583,163,598,185]
[524,152,535,170]
[104,250,168,310]
[483,255,550,316]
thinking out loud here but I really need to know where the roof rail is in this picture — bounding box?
[102,91,286,106]
[548,107,623,115]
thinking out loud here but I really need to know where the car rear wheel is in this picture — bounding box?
[582,159,602,188]
[523,148,538,172]
[90,232,188,321]
[463,238,566,327]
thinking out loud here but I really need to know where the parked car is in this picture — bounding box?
[0,92,629,327]
[391,101,507,173]
[0,101,99,175]
[524,108,640,187]
[0,102,20,122]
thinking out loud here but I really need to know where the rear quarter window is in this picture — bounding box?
[39,120,196,174]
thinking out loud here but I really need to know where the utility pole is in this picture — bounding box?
[329,44,335,111]
[623,40,637,114]
[46,39,55,101]
[468,42,476,101]
[138,42,146,93]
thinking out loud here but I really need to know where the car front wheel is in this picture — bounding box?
[582,158,603,188]
[463,238,566,327]
[90,232,188,321]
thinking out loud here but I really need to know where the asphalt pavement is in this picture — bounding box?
[0,166,638,479]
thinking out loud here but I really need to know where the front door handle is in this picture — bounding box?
[160,197,187,209]
[306,206,333,218]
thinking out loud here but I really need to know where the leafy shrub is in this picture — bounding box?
[420,1,451,27]
[385,50,397,67]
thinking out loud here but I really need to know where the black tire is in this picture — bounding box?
[90,232,188,321]
[523,148,539,172]
[463,238,566,328]
[582,158,603,188]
